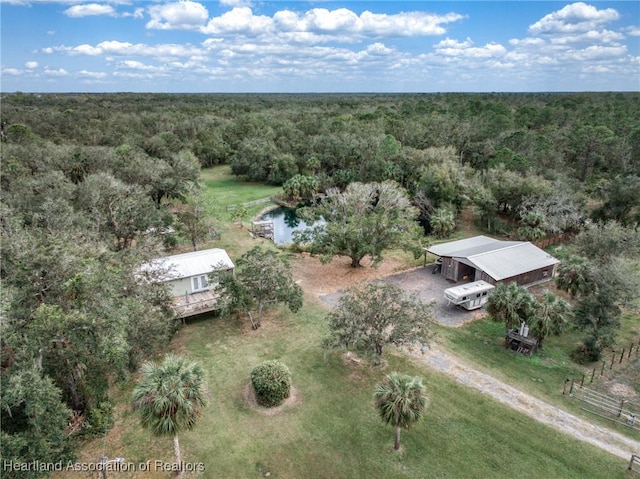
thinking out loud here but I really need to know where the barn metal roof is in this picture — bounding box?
[427,235,501,257]
[462,243,559,281]
[426,236,559,281]
[142,248,234,281]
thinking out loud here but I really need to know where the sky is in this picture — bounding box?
[1,0,639,92]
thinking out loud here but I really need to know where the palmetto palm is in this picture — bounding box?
[132,354,208,478]
[374,373,428,451]
[555,255,594,299]
[429,206,456,238]
[531,291,572,348]
[486,282,535,335]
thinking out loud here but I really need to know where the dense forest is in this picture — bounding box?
[1,92,639,475]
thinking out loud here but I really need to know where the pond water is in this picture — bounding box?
[259,207,319,245]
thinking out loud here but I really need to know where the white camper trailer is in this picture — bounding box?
[444,280,495,310]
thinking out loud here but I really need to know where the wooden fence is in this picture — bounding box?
[571,344,640,387]
[629,454,640,475]
[226,196,274,211]
[534,232,574,249]
[563,382,640,432]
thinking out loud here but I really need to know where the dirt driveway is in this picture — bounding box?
[319,265,482,327]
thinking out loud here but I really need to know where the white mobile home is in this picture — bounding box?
[140,248,235,318]
[444,280,494,310]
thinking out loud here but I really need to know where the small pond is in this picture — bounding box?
[259,207,320,245]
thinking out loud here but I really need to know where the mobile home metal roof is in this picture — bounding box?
[142,248,234,281]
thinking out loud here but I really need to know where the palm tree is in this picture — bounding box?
[517,212,547,242]
[373,373,428,451]
[486,282,535,337]
[531,291,572,348]
[429,206,456,238]
[555,255,594,299]
[132,354,208,478]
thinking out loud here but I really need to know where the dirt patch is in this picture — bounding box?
[242,383,301,416]
[607,382,638,398]
[290,253,410,298]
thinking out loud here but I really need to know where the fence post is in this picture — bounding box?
[569,378,575,395]
[630,454,637,471]
[563,378,569,395]
[581,374,585,386]
[629,343,634,359]
[610,351,615,370]
[618,399,625,417]
[620,349,625,364]
[600,360,606,377]
[590,367,596,383]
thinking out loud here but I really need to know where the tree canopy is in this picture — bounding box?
[295,181,422,267]
[324,282,434,364]
[211,246,303,329]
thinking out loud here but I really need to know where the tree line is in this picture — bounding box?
[3,92,638,235]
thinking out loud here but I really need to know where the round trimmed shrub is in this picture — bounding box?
[250,360,291,407]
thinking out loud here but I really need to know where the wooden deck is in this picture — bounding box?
[173,290,222,319]
[505,329,539,356]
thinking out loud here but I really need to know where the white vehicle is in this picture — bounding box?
[444,280,495,310]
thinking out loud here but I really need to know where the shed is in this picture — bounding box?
[426,235,559,286]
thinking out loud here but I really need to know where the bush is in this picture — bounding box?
[250,360,291,407]
[82,400,114,436]
[570,337,603,364]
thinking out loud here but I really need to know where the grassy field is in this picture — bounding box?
[433,314,640,438]
[200,166,282,220]
[59,166,634,478]
[71,300,629,479]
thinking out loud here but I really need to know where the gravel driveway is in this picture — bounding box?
[320,265,482,327]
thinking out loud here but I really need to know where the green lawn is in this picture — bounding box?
[200,166,282,218]
[100,301,629,479]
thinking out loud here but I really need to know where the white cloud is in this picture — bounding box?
[220,0,252,7]
[200,7,272,35]
[44,68,68,76]
[529,2,619,35]
[509,38,546,47]
[2,67,23,75]
[25,61,39,68]
[434,37,506,58]
[50,40,203,59]
[78,70,108,79]
[626,26,640,36]
[119,60,162,71]
[147,1,209,30]
[150,6,466,40]
[562,44,627,61]
[122,7,144,20]
[550,29,624,45]
[64,4,115,18]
